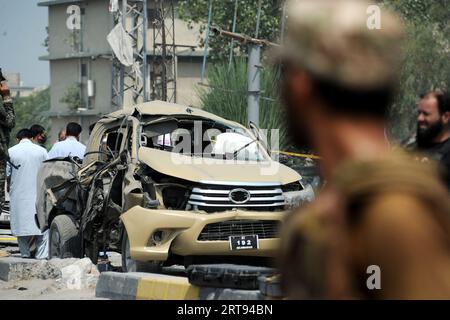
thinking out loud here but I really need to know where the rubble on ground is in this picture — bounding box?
[0,256,100,290]
[60,258,100,290]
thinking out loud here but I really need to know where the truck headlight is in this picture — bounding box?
[281,181,303,192]
[283,182,315,210]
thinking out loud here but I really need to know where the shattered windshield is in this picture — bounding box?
[141,118,269,161]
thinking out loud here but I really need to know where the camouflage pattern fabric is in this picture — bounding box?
[0,100,15,209]
[280,152,450,299]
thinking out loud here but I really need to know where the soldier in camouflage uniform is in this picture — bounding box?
[0,75,15,211]
[274,0,450,299]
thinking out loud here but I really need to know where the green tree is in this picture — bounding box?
[60,83,85,111]
[382,0,450,141]
[186,0,450,143]
[178,0,282,61]
[11,88,51,146]
[198,60,290,149]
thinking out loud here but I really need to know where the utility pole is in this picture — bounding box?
[151,0,177,103]
[211,27,278,127]
[110,0,177,107]
[111,0,149,109]
[247,44,261,126]
[228,0,239,68]
[280,0,287,41]
[248,0,263,126]
[201,0,213,83]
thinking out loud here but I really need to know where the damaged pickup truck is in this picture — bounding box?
[36,101,314,272]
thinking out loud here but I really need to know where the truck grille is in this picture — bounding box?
[188,184,285,213]
[198,220,281,241]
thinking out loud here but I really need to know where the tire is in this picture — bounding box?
[49,215,81,258]
[121,229,162,273]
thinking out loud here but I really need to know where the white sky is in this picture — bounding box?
[0,0,49,87]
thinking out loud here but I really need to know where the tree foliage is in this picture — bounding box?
[60,83,85,111]
[178,0,282,61]
[11,88,51,146]
[199,60,290,149]
[183,0,450,144]
[382,0,450,140]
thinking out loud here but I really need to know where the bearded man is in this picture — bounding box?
[414,91,450,189]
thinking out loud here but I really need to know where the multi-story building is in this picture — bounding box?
[38,0,204,143]
[3,72,47,98]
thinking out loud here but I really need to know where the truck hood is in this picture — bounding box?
[138,148,301,185]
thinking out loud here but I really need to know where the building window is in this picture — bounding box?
[81,63,87,78]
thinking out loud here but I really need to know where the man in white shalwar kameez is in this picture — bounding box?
[48,122,86,160]
[7,129,49,259]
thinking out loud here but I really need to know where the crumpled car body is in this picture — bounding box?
[36,100,314,267]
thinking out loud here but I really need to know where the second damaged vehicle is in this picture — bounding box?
[36,101,314,271]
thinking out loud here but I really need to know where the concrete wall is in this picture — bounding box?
[44,0,205,141]
[176,58,202,106]
[50,58,113,113]
[49,59,80,113]
[87,57,113,112]
[81,0,113,55]
[146,18,202,50]
[48,0,112,57]
[48,4,76,57]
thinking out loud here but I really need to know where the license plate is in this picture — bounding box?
[229,235,259,250]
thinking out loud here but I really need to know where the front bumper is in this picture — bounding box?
[120,206,284,262]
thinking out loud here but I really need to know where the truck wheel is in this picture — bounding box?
[49,215,81,258]
[121,229,162,273]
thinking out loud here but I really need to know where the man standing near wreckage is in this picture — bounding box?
[275,0,450,299]
[0,70,15,212]
[8,129,49,259]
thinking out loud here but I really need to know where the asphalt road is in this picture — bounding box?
[0,227,19,255]
[0,278,103,300]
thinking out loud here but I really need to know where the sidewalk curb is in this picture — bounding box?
[95,272,264,300]
[0,257,43,281]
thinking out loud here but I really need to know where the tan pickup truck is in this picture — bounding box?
[36,101,314,272]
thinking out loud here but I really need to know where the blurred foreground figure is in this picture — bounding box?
[276,0,450,299]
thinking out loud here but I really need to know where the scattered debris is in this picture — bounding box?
[0,250,10,258]
[0,256,100,288]
[60,258,100,290]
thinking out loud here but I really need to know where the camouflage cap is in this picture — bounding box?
[274,0,404,89]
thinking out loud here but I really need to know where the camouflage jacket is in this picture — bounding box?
[280,152,450,299]
[0,100,15,153]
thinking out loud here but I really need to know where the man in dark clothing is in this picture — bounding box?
[414,91,450,189]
